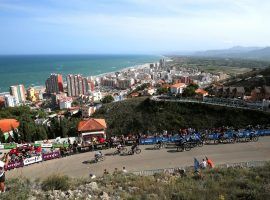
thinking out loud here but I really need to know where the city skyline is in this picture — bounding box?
[0,0,270,55]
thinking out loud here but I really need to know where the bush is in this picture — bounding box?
[41,174,71,191]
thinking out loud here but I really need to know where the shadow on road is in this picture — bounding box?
[144,147,158,150]
[82,160,96,164]
[167,149,179,153]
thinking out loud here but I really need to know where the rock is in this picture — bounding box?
[147,193,159,199]
[60,191,66,198]
[27,196,37,200]
[100,191,110,200]
[85,194,92,200]
[66,190,73,197]
[88,182,99,191]
[118,186,123,190]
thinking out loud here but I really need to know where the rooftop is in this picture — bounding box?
[0,119,20,133]
[78,118,107,132]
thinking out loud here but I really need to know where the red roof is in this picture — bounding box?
[78,118,107,132]
[0,119,20,133]
[171,83,186,88]
[195,88,208,95]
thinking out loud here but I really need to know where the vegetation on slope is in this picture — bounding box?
[93,97,270,136]
[2,163,270,200]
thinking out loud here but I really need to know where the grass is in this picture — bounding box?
[41,174,71,191]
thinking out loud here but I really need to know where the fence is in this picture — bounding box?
[132,160,268,176]
[139,129,270,145]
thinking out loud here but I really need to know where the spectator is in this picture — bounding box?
[122,166,127,173]
[0,154,9,193]
[89,173,96,179]
[103,169,109,175]
[113,168,119,175]
[200,159,207,169]
[206,157,215,168]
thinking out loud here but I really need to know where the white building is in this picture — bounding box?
[170,83,187,94]
[59,97,73,109]
[4,95,17,107]
[91,91,103,102]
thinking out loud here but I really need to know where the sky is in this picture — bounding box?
[0,0,270,54]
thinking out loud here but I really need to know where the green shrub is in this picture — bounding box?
[41,174,70,191]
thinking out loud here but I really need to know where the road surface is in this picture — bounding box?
[7,136,270,180]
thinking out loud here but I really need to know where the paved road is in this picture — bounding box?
[151,96,268,112]
[7,136,270,180]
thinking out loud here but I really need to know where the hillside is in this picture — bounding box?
[223,67,270,92]
[92,97,270,136]
[193,46,270,61]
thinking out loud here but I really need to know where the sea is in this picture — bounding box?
[0,54,161,93]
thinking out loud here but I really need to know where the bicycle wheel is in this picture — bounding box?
[185,144,191,151]
[135,148,141,154]
[154,144,160,150]
[177,146,183,152]
[122,147,128,153]
[198,141,204,147]
[252,136,259,142]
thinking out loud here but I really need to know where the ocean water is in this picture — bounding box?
[0,54,161,92]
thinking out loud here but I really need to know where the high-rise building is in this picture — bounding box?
[117,78,135,89]
[45,74,64,94]
[66,74,94,97]
[159,58,166,68]
[10,84,26,103]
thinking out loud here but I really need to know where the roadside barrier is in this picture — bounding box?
[132,160,268,176]
[139,129,270,145]
[4,150,61,171]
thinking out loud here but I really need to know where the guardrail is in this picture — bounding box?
[132,160,268,176]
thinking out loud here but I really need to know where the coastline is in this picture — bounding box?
[0,59,160,94]
[93,62,153,78]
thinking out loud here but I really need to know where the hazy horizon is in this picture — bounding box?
[1,0,270,54]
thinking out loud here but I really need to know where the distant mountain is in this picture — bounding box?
[193,46,270,60]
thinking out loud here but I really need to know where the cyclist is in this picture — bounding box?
[94,151,102,162]
[131,142,138,154]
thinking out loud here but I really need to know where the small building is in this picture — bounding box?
[170,83,186,94]
[195,88,209,97]
[77,118,107,143]
[81,106,96,118]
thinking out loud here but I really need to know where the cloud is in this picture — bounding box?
[0,0,270,53]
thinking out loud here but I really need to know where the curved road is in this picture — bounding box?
[7,136,270,180]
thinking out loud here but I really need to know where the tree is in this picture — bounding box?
[182,83,199,97]
[156,87,168,95]
[101,95,114,104]
[60,118,69,138]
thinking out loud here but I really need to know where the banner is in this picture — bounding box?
[41,143,53,148]
[23,155,43,166]
[140,138,156,145]
[5,160,24,170]
[42,151,60,161]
